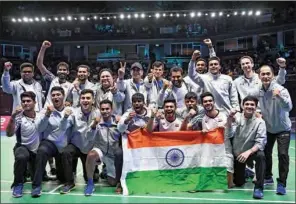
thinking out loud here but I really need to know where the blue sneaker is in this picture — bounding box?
[276,183,286,195]
[253,188,264,199]
[245,168,255,179]
[12,183,23,198]
[84,181,95,196]
[60,184,75,194]
[264,177,274,185]
[31,186,42,198]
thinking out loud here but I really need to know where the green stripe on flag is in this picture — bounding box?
[126,167,227,194]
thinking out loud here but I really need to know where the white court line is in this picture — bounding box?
[0,190,295,203]
[290,147,295,150]
[0,180,108,187]
[48,184,63,193]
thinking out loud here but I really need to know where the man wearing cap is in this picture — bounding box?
[116,62,155,112]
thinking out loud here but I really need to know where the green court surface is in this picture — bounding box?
[1,136,295,203]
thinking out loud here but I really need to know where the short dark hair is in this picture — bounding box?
[185,92,198,101]
[99,99,113,109]
[163,97,176,107]
[242,96,258,107]
[51,86,65,96]
[20,91,36,101]
[20,63,34,72]
[99,68,113,78]
[200,92,215,103]
[152,61,164,69]
[196,58,207,65]
[208,56,221,64]
[80,89,94,98]
[77,64,90,72]
[57,62,69,70]
[170,66,183,75]
[259,65,274,75]
[132,93,144,103]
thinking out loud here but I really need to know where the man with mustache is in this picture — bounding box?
[59,89,100,194]
[258,65,292,195]
[95,68,125,116]
[6,92,42,198]
[200,92,234,189]
[84,99,121,196]
[146,97,182,133]
[37,40,74,107]
[2,62,43,113]
[66,65,97,107]
[226,96,267,199]
[178,92,205,131]
[31,86,72,197]
[158,66,198,109]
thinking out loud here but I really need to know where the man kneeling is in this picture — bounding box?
[84,100,121,196]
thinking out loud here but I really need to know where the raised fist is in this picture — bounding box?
[46,105,55,116]
[272,88,281,97]
[109,85,118,94]
[64,108,72,118]
[42,40,51,48]
[188,109,197,117]
[203,39,212,46]
[192,50,201,61]
[148,73,154,82]
[12,106,23,118]
[4,61,12,71]
[276,58,286,68]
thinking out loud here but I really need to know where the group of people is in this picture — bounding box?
[1,39,292,200]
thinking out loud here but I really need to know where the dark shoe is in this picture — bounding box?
[60,184,75,194]
[253,188,264,199]
[276,182,286,195]
[31,186,42,198]
[12,183,23,198]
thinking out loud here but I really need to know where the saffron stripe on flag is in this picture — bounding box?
[127,128,225,149]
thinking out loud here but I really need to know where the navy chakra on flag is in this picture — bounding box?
[165,148,184,167]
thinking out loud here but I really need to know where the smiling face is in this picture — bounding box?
[171,71,183,87]
[100,71,113,89]
[259,66,274,87]
[185,98,197,110]
[100,103,112,119]
[164,102,176,119]
[57,65,69,80]
[131,67,143,80]
[21,96,35,111]
[202,96,215,112]
[51,90,64,109]
[77,67,89,81]
[153,65,164,79]
[240,57,254,74]
[243,100,256,116]
[132,99,144,114]
[196,60,206,74]
[80,92,94,112]
[208,60,221,75]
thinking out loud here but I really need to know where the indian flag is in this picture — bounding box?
[121,128,227,195]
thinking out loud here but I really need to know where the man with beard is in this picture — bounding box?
[1,62,43,112]
[59,89,100,194]
[6,92,42,198]
[258,65,292,195]
[84,100,121,196]
[37,40,74,107]
[200,92,234,189]
[225,96,267,199]
[178,92,205,131]
[233,56,286,108]
[31,86,72,197]
[146,97,183,133]
[188,49,239,116]
[66,65,96,107]
[95,68,125,116]
[144,61,169,108]
[158,66,198,109]
[116,62,156,112]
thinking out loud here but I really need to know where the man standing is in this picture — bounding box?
[117,62,156,112]
[188,51,239,116]
[36,40,74,107]
[258,65,293,195]
[95,68,125,116]
[226,96,267,199]
[6,92,42,198]
[1,62,43,112]
[84,99,121,196]
[31,86,71,197]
